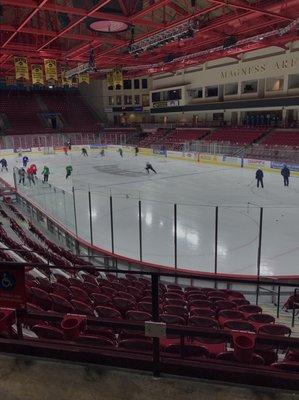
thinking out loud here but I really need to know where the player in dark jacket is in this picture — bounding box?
[281,165,290,187]
[255,169,264,188]
[22,155,29,167]
[145,162,157,174]
[0,159,8,172]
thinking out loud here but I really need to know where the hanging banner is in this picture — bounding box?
[5,76,16,86]
[44,59,58,81]
[113,67,123,89]
[78,72,90,84]
[31,64,44,85]
[107,71,114,88]
[61,69,72,86]
[14,57,29,80]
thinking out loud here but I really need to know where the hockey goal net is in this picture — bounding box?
[43,146,55,155]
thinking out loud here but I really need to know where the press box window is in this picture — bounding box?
[134,79,140,89]
[124,80,132,90]
[142,79,148,89]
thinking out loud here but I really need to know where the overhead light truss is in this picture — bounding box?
[102,18,299,73]
[128,19,198,55]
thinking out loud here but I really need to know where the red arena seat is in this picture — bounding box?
[32,324,63,341]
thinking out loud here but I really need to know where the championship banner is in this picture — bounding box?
[61,70,72,86]
[107,71,114,88]
[113,67,123,89]
[44,59,58,81]
[78,72,90,84]
[14,57,29,80]
[5,76,16,86]
[31,64,44,85]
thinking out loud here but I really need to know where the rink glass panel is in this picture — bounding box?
[217,205,260,275]
[140,199,174,267]
[14,169,76,232]
[262,206,299,277]
[177,204,215,271]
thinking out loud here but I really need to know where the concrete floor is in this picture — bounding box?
[0,354,297,400]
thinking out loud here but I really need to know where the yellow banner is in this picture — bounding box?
[61,70,72,86]
[78,73,90,84]
[14,57,29,80]
[5,76,15,86]
[31,64,44,85]
[113,67,123,89]
[44,59,58,81]
[107,71,114,87]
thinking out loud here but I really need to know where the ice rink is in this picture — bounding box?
[5,148,299,277]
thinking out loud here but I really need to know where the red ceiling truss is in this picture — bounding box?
[0,0,298,77]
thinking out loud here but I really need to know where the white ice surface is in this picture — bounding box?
[4,150,299,277]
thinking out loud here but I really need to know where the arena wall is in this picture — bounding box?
[3,144,299,176]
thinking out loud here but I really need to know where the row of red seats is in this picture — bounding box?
[17,269,296,370]
[205,128,265,145]
[0,300,295,371]
[262,130,299,146]
[0,224,42,264]
[3,201,89,267]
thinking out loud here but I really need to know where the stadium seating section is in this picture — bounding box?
[0,199,296,373]
[261,130,299,147]
[139,129,210,150]
[0,90,98,135]
[204,128,266,145]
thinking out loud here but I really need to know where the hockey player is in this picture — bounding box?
[255,168,264,188]
[63,146,68,155]
[100,148,105,157]
[29,163,37,176]
[135,146,139,156]
[42,165,50,183]
[81,148,88,157]
[118,148,123,158]
[27,165,35,186]
[145,162,157,174]
[281,164,290,187]
[66,165,73,179]
[22,155,29,167]
[18,167,26,185]
[0,159,8,172]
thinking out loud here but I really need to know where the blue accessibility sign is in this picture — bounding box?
[0,272,16,291]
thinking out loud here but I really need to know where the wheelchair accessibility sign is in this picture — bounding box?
[0,266,26,309]
[0,272,16,291]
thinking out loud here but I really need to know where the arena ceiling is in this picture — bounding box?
[0,0,299,76]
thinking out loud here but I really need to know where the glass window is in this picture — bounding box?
[241,80,258,94]
[206,86,218,97]
[167,89,181,100]
[134,95,140,105]
[266,77,284,92]
[152,92,160,102]
[197,88,203,98]
[108,96,114,105]
[124,80,132,90]
[116,95,122,105]
[142,78,148,89]
[134,79,140,89]
[124,95,132,105]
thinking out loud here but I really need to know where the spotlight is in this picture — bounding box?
[223,35,237,49]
